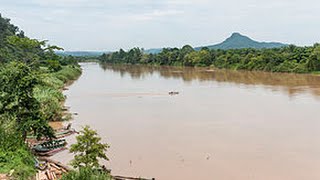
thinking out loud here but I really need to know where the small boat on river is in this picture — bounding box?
[169,91,179,95]
[27,123,78,140]
[32,139,67,156]
[54,123,78,138]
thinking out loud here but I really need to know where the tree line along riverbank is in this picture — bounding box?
[0,62,81,179]
[99,44,320,73]
[0,13,84,179]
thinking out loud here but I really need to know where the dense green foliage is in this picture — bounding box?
[52,65,82,83]
[0,126,36,179]
[0,63,81,178]
[0,13,24,49]
[99,44,320,73]
[35,65,82,122]
[60,167,112,180]
[0,62,55,140]
[0,13,81,179]
[70,126,110,169]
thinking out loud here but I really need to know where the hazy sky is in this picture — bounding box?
[1,0,320,51]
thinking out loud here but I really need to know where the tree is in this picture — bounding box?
[70,126,110,169]
[197,49,211,66]
[306,45,320,71]
[181,45,194,54]
[47,59,62,72]
[0,61,54,140]
[0,13,21,48]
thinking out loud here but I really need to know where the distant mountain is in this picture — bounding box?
[144,48,163,54]
[56,51,108,57]
[60,33,287,56]
[146,33,288,54]
[196,33,287,50]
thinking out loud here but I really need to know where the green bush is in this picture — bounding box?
[60,167,112,180]
[34,86,64,121]
[47,59,62,72]
[41,74,64,89]
[34,65,82,122]
[53,65,82,83]
[0,127,35,180]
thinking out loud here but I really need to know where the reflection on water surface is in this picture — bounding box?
[54,63,320,180]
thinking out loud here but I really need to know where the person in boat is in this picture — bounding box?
[65,123,72,130]
[169,91,179,95]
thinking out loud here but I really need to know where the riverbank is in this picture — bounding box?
[36,65,82,124]
[34,65,82,178]
[0,64,82,180]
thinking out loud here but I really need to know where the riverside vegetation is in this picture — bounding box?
[99,44,320,73]
[60,126,111,180]
[0,13,111,180]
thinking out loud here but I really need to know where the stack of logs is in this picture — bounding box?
[0,174,8,180]
[35,158,69,180]
[34,158,155,180]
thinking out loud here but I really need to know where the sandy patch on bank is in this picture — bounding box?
[49,121,64,130]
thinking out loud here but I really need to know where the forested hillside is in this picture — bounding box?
[143,33,287,54]
[197,33,287,50]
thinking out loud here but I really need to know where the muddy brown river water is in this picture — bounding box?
[54,62,320,180]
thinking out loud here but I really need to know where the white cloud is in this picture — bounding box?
[131,9,184,21]
[1,0,320,50]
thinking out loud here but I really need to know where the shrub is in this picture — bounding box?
[60,167,112,180]
[0,127,35,180]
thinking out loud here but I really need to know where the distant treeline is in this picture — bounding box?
[99,45,320,73]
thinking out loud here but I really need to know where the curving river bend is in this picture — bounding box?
[54,62,320,180]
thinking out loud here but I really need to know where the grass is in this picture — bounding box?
[34,65,82,122]
[34,86,65,121]
[52,65,82,84]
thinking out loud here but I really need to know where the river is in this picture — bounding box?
[54,62,320,180]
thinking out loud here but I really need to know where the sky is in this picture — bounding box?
[1,0,320,51]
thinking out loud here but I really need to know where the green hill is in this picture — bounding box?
[196,33,287,50]
[144,33,288,53]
